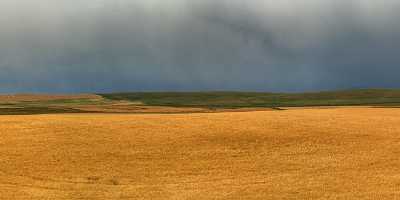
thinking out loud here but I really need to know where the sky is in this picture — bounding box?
[1,0,400,93]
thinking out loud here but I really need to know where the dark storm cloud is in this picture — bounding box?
[1,0,400,93]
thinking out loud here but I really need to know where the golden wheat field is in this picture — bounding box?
[1,107,400,199]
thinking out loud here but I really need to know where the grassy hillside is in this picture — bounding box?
[1,89,400,115]
[99,89,400,108]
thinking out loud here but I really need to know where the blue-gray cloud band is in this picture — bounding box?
[1,0,400,92]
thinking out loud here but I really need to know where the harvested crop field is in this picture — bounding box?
[1,107,400,199]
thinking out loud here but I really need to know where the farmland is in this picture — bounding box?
[100,89,400,108]
[1,89,400,115]
[1,107,400,199]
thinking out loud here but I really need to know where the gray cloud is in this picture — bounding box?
[1,0,400,93]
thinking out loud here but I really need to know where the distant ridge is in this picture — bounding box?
[99,88,400,108]
[0,94,101,102]
[1,89,400,115]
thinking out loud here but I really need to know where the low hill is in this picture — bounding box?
[99,89,400,108]
[1,89,400,115]
[0,94,102,102]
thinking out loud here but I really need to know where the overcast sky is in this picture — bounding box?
[1,0,400,93]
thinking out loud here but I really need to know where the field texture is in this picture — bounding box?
[1,107,400,199]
